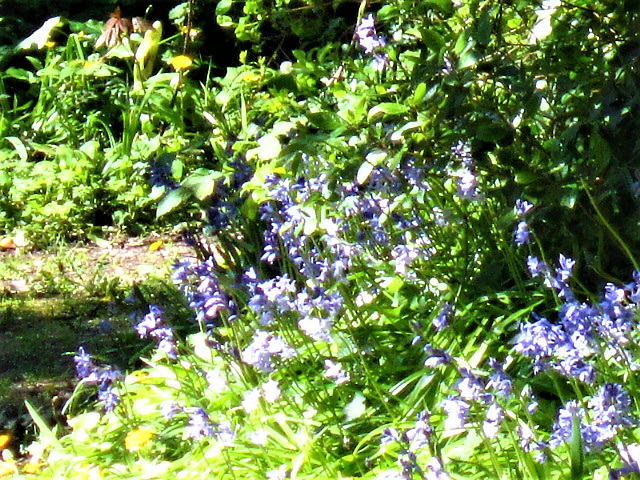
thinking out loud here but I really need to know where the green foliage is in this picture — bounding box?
[3,0,640,479]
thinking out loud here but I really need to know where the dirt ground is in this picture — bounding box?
[0,234,198,447]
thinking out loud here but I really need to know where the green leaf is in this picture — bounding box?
[183,170,224,200]
[368,103,410,121]
[5,136,28,161]
[569,413,584,480]
[412,83,427,105]
[216,0,233,15]
[25,400,60,447]
[476,123,509,142]
[422,29,445,52]
[425,0,454,15]
[307,112,346,130]
[3,68,36,83]
[18,16,64,49]
[357,161,375,185]
[475,10,492,46]
[156,188,190,218]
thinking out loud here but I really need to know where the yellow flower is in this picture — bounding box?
[0,461,16,477]
[125,427,154,452]
[168,55,193,72]
[78,464,103,480]
[45,40,56,49]
[0,435,10,450]
[180,26,200,39]
[23,461,41,474]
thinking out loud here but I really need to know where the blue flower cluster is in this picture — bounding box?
[73,347,123,411]
[172,257,236,329]
[378,411,450,480]
[549,383,633,452]
[517,255,640,384]
[355,13,388,70]
[135,305,177,359]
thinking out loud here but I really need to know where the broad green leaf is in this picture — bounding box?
[216,0,233,15]
[422,29,445,52]
[4,68,36,83]
[368,103,409,121]
[247,134,282,161]
[412,83,427,105]
[18,16,64,49]
[183,170,224,200]
[475,10,492,46]
[156,188,190,218]
[357,161,375,185]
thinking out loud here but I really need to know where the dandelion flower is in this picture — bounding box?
[169,54,193,72]
[125,427,154,452]
[0,461,16,477]
[23,461,41,474]
[0,435,9,450]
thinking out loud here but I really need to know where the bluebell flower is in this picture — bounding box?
[355,14,386,54]
[98,386,119,412]
[457,168,481,201]
[242,330,296,373]
[610,463,640,480]
[73,346,93,379]
[324,359,350,385]
[159,401,179,420]
[298,316,333,342]
[135,304,163,337]
[381,427,400,445]
[514,221,531,245]
[515,316,566,373]
[515,199,534,217]
[426,457,451,480]
[423,344,452,368]
[626,271,640,304]
[136,305,177,359]
[451,141,473,166]
[518,423,547,462]
[172,257,233,327]
[487,358,512,398]
[526,255,549,278]
[216,420,235,446]
[404,411,432,452]
[549,400,584,449]
[262,379,281,403]
[482,403,504,439]
[147,157,178,190]
[556,254,576,283]
[441,395,470,430]
[433,303,453,331]
[398,450,420,479]
[185,408,214,440]
[456,368,489,403]
[549,386,633,453]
